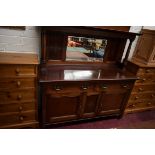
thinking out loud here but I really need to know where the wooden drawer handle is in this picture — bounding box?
[15,68,20,75]
[135,96,139,100]
[138,88,144,91]
[55,88,61,91]
[82,86,88,90]
[19,116,24,121]
[146,69,150,73]
[142,78,146,82]
[132,104,136,107]
[17,81,21,87]
[101,85,108,89]
[151,94,155,98]
[54,86,61,91]
[17,94,22,100]
[123,85,128,88]
[147,102,152,106]
[18,106,23,111]
[128,104,136,108]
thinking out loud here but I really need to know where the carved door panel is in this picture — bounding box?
[44,92,83,123]
[82,92,101,118]
[98,91,129,116]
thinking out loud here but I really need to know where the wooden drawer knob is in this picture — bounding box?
[132,104,136,107]
[17,94,22,100]
[54,86,61,91]
[129,104,136,108]
[138,88,143,91]
[15,68,20,75]
[142,78,146,82]
[151,94,155,98]
[16,81,21,87]
[146,69,150,73]
[18,106,23,111]
[19,116,24,121]
[135,96,139,100]
[122,85,129,89]
[147,102,152,106]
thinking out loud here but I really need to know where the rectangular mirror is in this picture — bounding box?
[66,36,107,62]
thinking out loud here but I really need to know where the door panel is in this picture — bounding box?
[45,93,82,123]
[82,93,100,118]
[98,92,128,115]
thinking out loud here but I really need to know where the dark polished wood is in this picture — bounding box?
[40,26,139,128]
[93,26,130,32]
[41,26,140,66]
[40,64,137,82]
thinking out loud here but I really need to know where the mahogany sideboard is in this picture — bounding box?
[40,64,137,127]
[0,52,39,128]
[39,26,139,128]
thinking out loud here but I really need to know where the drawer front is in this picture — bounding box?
[0,64,36,77]
[127,100,155,109]
[0,78,36,90]
[0,88,35,104]
[129,92,155,101]
[97,81,133,93]
[46,82,96,95]
[136,74,155,84]
[132,84,155,93]
[137,68,155,75]
[0,111,36,126]
[0,102,35,113]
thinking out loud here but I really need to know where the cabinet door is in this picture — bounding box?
[98,91,129,116]
[82,92,101,118]
[43,92,83,124]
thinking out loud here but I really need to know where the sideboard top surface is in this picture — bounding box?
[40,65,137,83]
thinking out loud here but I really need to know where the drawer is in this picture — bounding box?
[0,102,36,113]
[0,111,36,126]
[97,81,133,92]
[0,88,36,104]
[46,82,97,95]
[132,84,155,93]
[127,100,155,109]
[137,68,155,75]
[135,75,155,85]
[0,64,36,78]
[0,78,36,90]
[129,92,155,101]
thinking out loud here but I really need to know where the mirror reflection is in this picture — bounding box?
[66,36,107,62]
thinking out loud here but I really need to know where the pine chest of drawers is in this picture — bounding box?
[0,52,39,128]
[125,60,155,113]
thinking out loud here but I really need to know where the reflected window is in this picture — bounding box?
[64,70,93,80]
[66,36,107,62]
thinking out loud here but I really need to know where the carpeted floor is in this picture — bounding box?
[56,110,155,129]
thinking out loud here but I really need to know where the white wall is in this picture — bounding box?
[0,26,155,62]
[0,26,41,56]
[143,26,155,30]
[121,26,142,61]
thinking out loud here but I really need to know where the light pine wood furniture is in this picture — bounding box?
[125,29,155,113]
[0,52,39,128]
[125,60,155,113]
[132,29,155,65]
